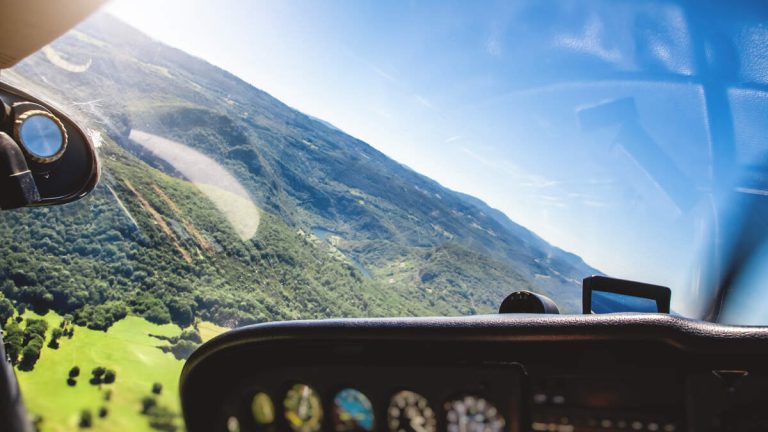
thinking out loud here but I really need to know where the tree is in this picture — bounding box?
[141,396,157,414]
[98,407,108,418]
[151,382,163,395]
[169,340,198,360]
[69,366,80,378]
[66,377,77,387]
[3,321,23,364]
[79,410,92,428]
[0,296,13,326]
[27,334,44,350]
[75,302,128,331]
[146,405,178,432]
[168,298,194,327]
[143,306,171,325]
[23,318,48,343]
[48,328,62,349]
[179,328,202,344]
[18,338,43,371]
[90,366,106,385]
[103,369,116,384]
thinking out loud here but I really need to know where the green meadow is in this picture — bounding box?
[14,311,227,432]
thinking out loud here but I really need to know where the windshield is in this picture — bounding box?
[2,0,768,430]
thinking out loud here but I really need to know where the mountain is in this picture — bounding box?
[454,192,599,283]
[0,11,598,326]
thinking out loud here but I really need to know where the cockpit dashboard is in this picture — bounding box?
[181,314,768,432]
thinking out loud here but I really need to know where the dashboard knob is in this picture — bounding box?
[498,291,560,314]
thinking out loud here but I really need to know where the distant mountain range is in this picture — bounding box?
[1,12,600,322]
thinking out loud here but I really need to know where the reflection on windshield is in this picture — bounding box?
[591,291,658,314]
[1,1,768,431]
[710,186,768,325]
[129,129,260,241]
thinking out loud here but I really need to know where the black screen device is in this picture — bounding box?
[583,275,671,314]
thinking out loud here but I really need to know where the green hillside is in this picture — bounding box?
[0,10,608,432]
[15,311,185,432]
[0,10,598,333]
[0,139,438,329]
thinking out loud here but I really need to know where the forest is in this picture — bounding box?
[0,11,596,341]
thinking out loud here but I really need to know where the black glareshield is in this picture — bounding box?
[583,275,671,314]
[0,80,98,209]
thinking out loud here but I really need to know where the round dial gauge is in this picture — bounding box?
[14,110,67,163]
[283,384,323,432]
[387,390,437,432]
[226,416,241,432]
[332,388,375,431]
[444,395,505,432]
[251,392,275,426]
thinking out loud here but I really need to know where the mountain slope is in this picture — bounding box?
[1,11,600,320]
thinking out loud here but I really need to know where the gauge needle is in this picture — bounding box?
[298,387,310,418]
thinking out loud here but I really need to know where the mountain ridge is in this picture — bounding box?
[4,12,600,316]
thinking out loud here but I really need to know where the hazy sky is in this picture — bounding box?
[103,0,746,314]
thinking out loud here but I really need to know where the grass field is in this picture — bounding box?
[197,321,230,343]
[14,311,228,432]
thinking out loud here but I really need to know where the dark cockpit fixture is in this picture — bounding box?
[499,290,560,314]
[583,276,672,314]
[0,81,98,210]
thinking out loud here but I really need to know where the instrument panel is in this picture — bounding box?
[180,314,768,432]
[219,365,522,432]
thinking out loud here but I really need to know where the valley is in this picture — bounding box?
[0,11,602,431]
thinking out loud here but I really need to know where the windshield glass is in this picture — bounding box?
[1,0,768,430]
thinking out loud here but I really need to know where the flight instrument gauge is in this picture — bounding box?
[387,390,437,432]
[14,109,68,163]
[283,384,323,432]
[332,388,375,431]
[251,392,275,428]
[444,395,505,432]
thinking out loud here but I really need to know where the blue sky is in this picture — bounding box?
[104,0,760,315]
